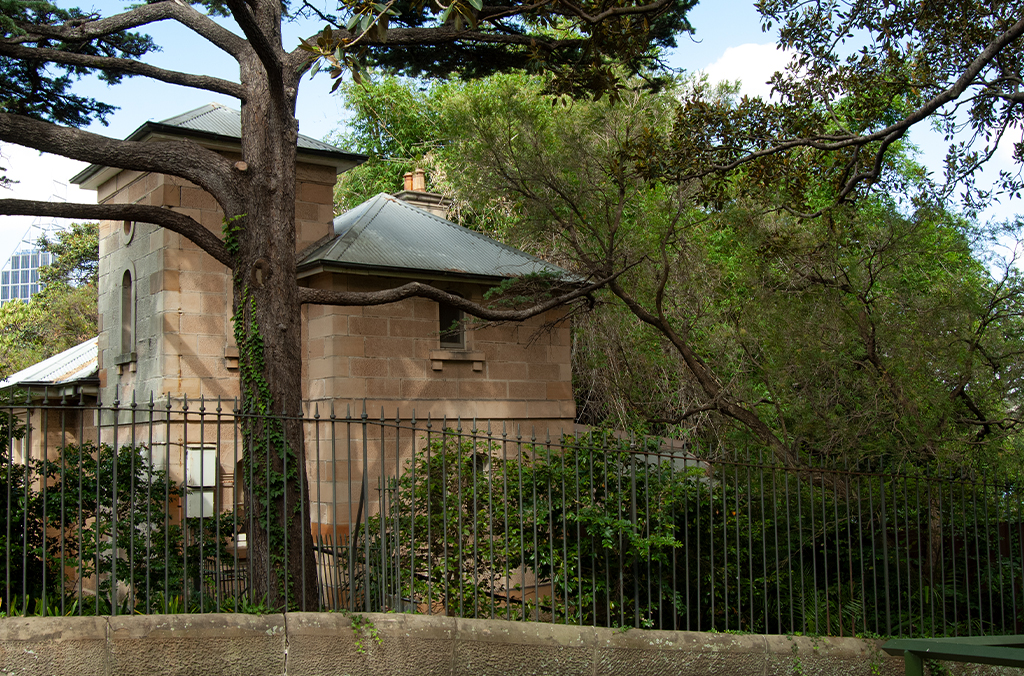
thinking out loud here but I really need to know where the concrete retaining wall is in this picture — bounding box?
[0,612,1002,676]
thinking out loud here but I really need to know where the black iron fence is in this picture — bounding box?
[1,393,1022,638]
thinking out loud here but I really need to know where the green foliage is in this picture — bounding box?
[331,75,445,211]
[369,431,1024,635]
[35,222,98,288]
[222,214,245,258]
[305,0,695,104]
[0,1,155,127]
[0,435,234,615]
[0,222,98,380]
[341,71,1024,473]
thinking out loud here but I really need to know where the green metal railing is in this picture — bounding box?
[2,393,1022,637]
[883,635,1024,675]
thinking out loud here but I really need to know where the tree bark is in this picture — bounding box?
[225,35,320,608]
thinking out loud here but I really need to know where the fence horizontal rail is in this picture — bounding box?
[1,394,1022,638]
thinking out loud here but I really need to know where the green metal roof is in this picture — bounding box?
[298,193,568,282]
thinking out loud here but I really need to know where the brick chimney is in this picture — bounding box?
[393,167,452,219]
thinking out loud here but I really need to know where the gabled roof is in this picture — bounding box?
[298,193,568,282]
[157,104,351,156]
[71,103,365,190]
[0,337,98,391]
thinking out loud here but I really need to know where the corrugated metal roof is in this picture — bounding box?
[71,104,365,188]
[299,193,568,281]
[158,103,347,155]
[0,337,98,389]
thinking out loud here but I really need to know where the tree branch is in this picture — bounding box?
[0,41,245,100]
[557,0,673,25]
[0,199,233,268]
[223,0,284,83]
[11,1,247,58]
[0,114,243,211]
[299,274,617,321]
[701,15,1024,179]
[330,25,577,49]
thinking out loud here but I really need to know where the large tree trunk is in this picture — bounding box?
[232,47,318,611]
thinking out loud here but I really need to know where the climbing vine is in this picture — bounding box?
[222,214,245,257]
[232,286,303,606]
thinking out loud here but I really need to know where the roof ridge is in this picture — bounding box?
[381,193,556,269]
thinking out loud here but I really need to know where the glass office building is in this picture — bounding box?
[0,248,51,305]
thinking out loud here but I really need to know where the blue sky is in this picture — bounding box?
[0,0,1017,266]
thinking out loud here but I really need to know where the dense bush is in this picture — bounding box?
[363,430,1024,635]
[1,432,234,615]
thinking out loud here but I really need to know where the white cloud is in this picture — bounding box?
[0,143,95,267]
[699,43,794,100]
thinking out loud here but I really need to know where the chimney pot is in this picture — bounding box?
[403,172,414,191]
[412,168,426,192]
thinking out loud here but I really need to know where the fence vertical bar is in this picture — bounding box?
[833,466,843,636]
[900,471,912,635]
[630,446,638,628]
[926,476,935,635]
[842,459,854,637]
[3,390,12,615]
[198,396,206,613]
[487,422,495,619]
[213,398,224,610]
[361,403,371,612]
[410,411,417,616]
[1016,462,1024,636]
[680,454,688,631]
[517,425,527,622]
[39,390,49,615]
[914,474,924,635]
[879,470,891,635]
[312,404,322,611]
[501,422,511,621]
[971,477,983,635]
[723,459,733,632]
[561,430,570,625]
[328,403,339,611]
[573,432,582,626]
[771,461,780,633]
[58,392,68,617]
[231,399,241,606]
[733,460,742,631]
[746,453,755,631]
[129,392,139,612]
[471,419,480,618]
[758,456,768,633]
[937,477,947,636]
[641,445,651,628]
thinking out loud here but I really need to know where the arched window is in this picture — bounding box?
[121,269,134,355]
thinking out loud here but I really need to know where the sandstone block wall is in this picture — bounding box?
[303,274,574,430]
[0,612,938,676]
[96,162,338,406]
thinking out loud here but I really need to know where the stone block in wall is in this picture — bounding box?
[509,381,546,400]
[295,162,338,183]
[179,186,219,211]
[459,380,509,400]
[285,612,456,676]
[0,616,108,676]
[298,181,334,204]
[150,269,180,293]
[596,628,768,676]
[454,617,597,676]
[107,613,286,676]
